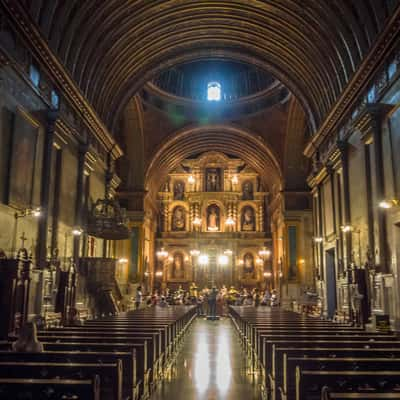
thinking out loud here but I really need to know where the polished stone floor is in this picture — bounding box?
[150,318,260,400]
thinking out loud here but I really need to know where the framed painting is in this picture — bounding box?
[8,109,39,208]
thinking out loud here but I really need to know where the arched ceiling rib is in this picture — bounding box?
[27,0,396,131]
[145,125,283,202]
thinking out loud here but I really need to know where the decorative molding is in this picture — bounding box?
[353,103,395,137]
[0,0,122,160]
[304,6,400,158]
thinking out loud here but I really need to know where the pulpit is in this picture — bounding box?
[79,258,122,317]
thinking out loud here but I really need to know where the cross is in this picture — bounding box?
[20,232,27,249]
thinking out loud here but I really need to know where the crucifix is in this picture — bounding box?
[19,232,28,249]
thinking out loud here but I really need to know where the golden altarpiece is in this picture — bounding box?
[156,152,271,290]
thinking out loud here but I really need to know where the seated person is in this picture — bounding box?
[158,296,168,307]
[243,294,254,306]
[12,322,43,353]
[69,308,83,326]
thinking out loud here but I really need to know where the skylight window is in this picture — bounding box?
[207,81,221,101]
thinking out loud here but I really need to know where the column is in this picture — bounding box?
[337,140,352,271]
[258,203,264,232]
[37,110,59,268]
[315,186,324,280]
[73,143,88,262]
[354,104,393,272]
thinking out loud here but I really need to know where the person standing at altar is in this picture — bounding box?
[135,286,143,309]
[209,287,218,318]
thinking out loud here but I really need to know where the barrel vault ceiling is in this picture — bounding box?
[14,0,399,196]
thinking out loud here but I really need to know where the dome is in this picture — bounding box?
[150,60,279,102]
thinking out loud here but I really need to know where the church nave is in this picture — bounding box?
[1,1,400,399]
[150,318,260,400]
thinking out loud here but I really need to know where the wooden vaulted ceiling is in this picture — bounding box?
[26,0,397,132]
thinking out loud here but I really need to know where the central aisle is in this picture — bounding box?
[151,317,260,400]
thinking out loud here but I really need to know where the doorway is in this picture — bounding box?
[325,248,337,319]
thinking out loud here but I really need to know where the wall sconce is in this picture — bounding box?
[71,227,83,236]
[188,175,195,184]
[118,257,128,263]
[32,207,42,217]
[190,249,200,257]
[15,206,42,219]
[225,217,235,226]
[156,247,168,259]
[263,271,272,278]
[258,247,271,258]
[198,254,209,266]
[155,270,163,277]
[223,249,233,256]
[256,258,263,265]
[192,217,202,226]
[378,199,399,209]
[231,175,238,185]
[341,224,353,233]
[218,254,229,266]
[313,237,323,243]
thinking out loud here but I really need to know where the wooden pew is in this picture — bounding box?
[295,369,400,400]
[0,376,100,400]
[259,333,397,365]
[0,360,121,400]
[1,339,148,399]
[263,338,400,375]
[43,326,165,380]
[280,357,400,400]
[271,347,400,400]
[229,306,400,400]
[323,391,400,399]
[251,328,389,373]
[0,350,135,400]
[0,306,196,400]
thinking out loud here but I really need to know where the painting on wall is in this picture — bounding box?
[243,252,255,276]
[205,168,222,192]
[241,206,256,231]
[173,180,185,200]
[171,252,185,279]
[8,110,39,208]
[207,204,220,231]
[242,180,254,200]
[172,206,186,231]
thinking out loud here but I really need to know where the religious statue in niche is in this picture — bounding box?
[206,168,222,192]
[243,253,255,276]
[242,181,254,200]
[207,205,220,231]
[173,180,185,200]
[172,252,185,279]
[241,206,256,231]
[172,206,186,231]
[163,178,170,192]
